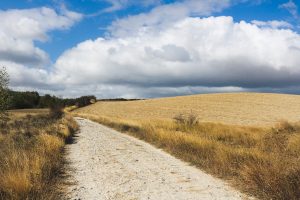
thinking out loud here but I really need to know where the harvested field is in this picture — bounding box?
[75,93,300,126]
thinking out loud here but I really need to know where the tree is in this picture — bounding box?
[9,91,40,109]
[0,67,9,121]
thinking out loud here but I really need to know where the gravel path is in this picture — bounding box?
[66,118,250,200]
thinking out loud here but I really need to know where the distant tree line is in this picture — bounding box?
[97,98,143,102]
[8,90,96,110]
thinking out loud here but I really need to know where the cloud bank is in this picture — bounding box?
[51,16,300,97]
[2,1,300,98]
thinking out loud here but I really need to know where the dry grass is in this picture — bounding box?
[8,109,49,118]
[64,105,78,113]
[75,93,300,126]
[73,93,300,200]
[0,111,78,200]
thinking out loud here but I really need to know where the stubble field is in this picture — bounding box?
[75,93,300,126]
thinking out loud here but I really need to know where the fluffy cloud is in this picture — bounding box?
[0,7,82,67]
[251,20,293,29]
[4,1,300,98]
[0,7,82,90]
[109,0,231,37]
[2,61,49,88]
[51,16,300,97]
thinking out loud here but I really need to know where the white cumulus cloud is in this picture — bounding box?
[51,16,300,97]
[109,0,231,37]
[0,7,82,90]
[0,7,82,67]
[3,1,300,98]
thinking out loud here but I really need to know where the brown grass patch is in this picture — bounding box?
[8,109,49,118]
[0,111,78,200]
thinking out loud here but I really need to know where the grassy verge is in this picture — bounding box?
[64,105,78,113]
[74,113,300,200]
[0,112,78,200]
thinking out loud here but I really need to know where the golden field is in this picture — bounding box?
[75,92,300,126]
[73,93,300,200]
[0,110,78,200]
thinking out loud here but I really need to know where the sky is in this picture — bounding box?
[0,0,300,98]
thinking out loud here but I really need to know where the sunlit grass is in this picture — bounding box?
[0,112,78,200]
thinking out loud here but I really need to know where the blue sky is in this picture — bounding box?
[0,0,298,62]
[0,0,300,97]
[0,0,160,61]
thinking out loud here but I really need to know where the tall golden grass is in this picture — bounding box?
[0,112,78,200]
[74,112,300,200]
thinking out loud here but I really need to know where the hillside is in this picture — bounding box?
[75,93,300,126]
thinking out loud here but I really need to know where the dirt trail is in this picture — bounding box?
[66,118,250,200]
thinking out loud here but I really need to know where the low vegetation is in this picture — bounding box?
[0,110,78,200]
[8,90,96,110]
[0,67,83,200]
[74,112,300,200]
[75,93,300,126]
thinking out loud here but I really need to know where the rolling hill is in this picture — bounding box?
[75,92,300,126]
